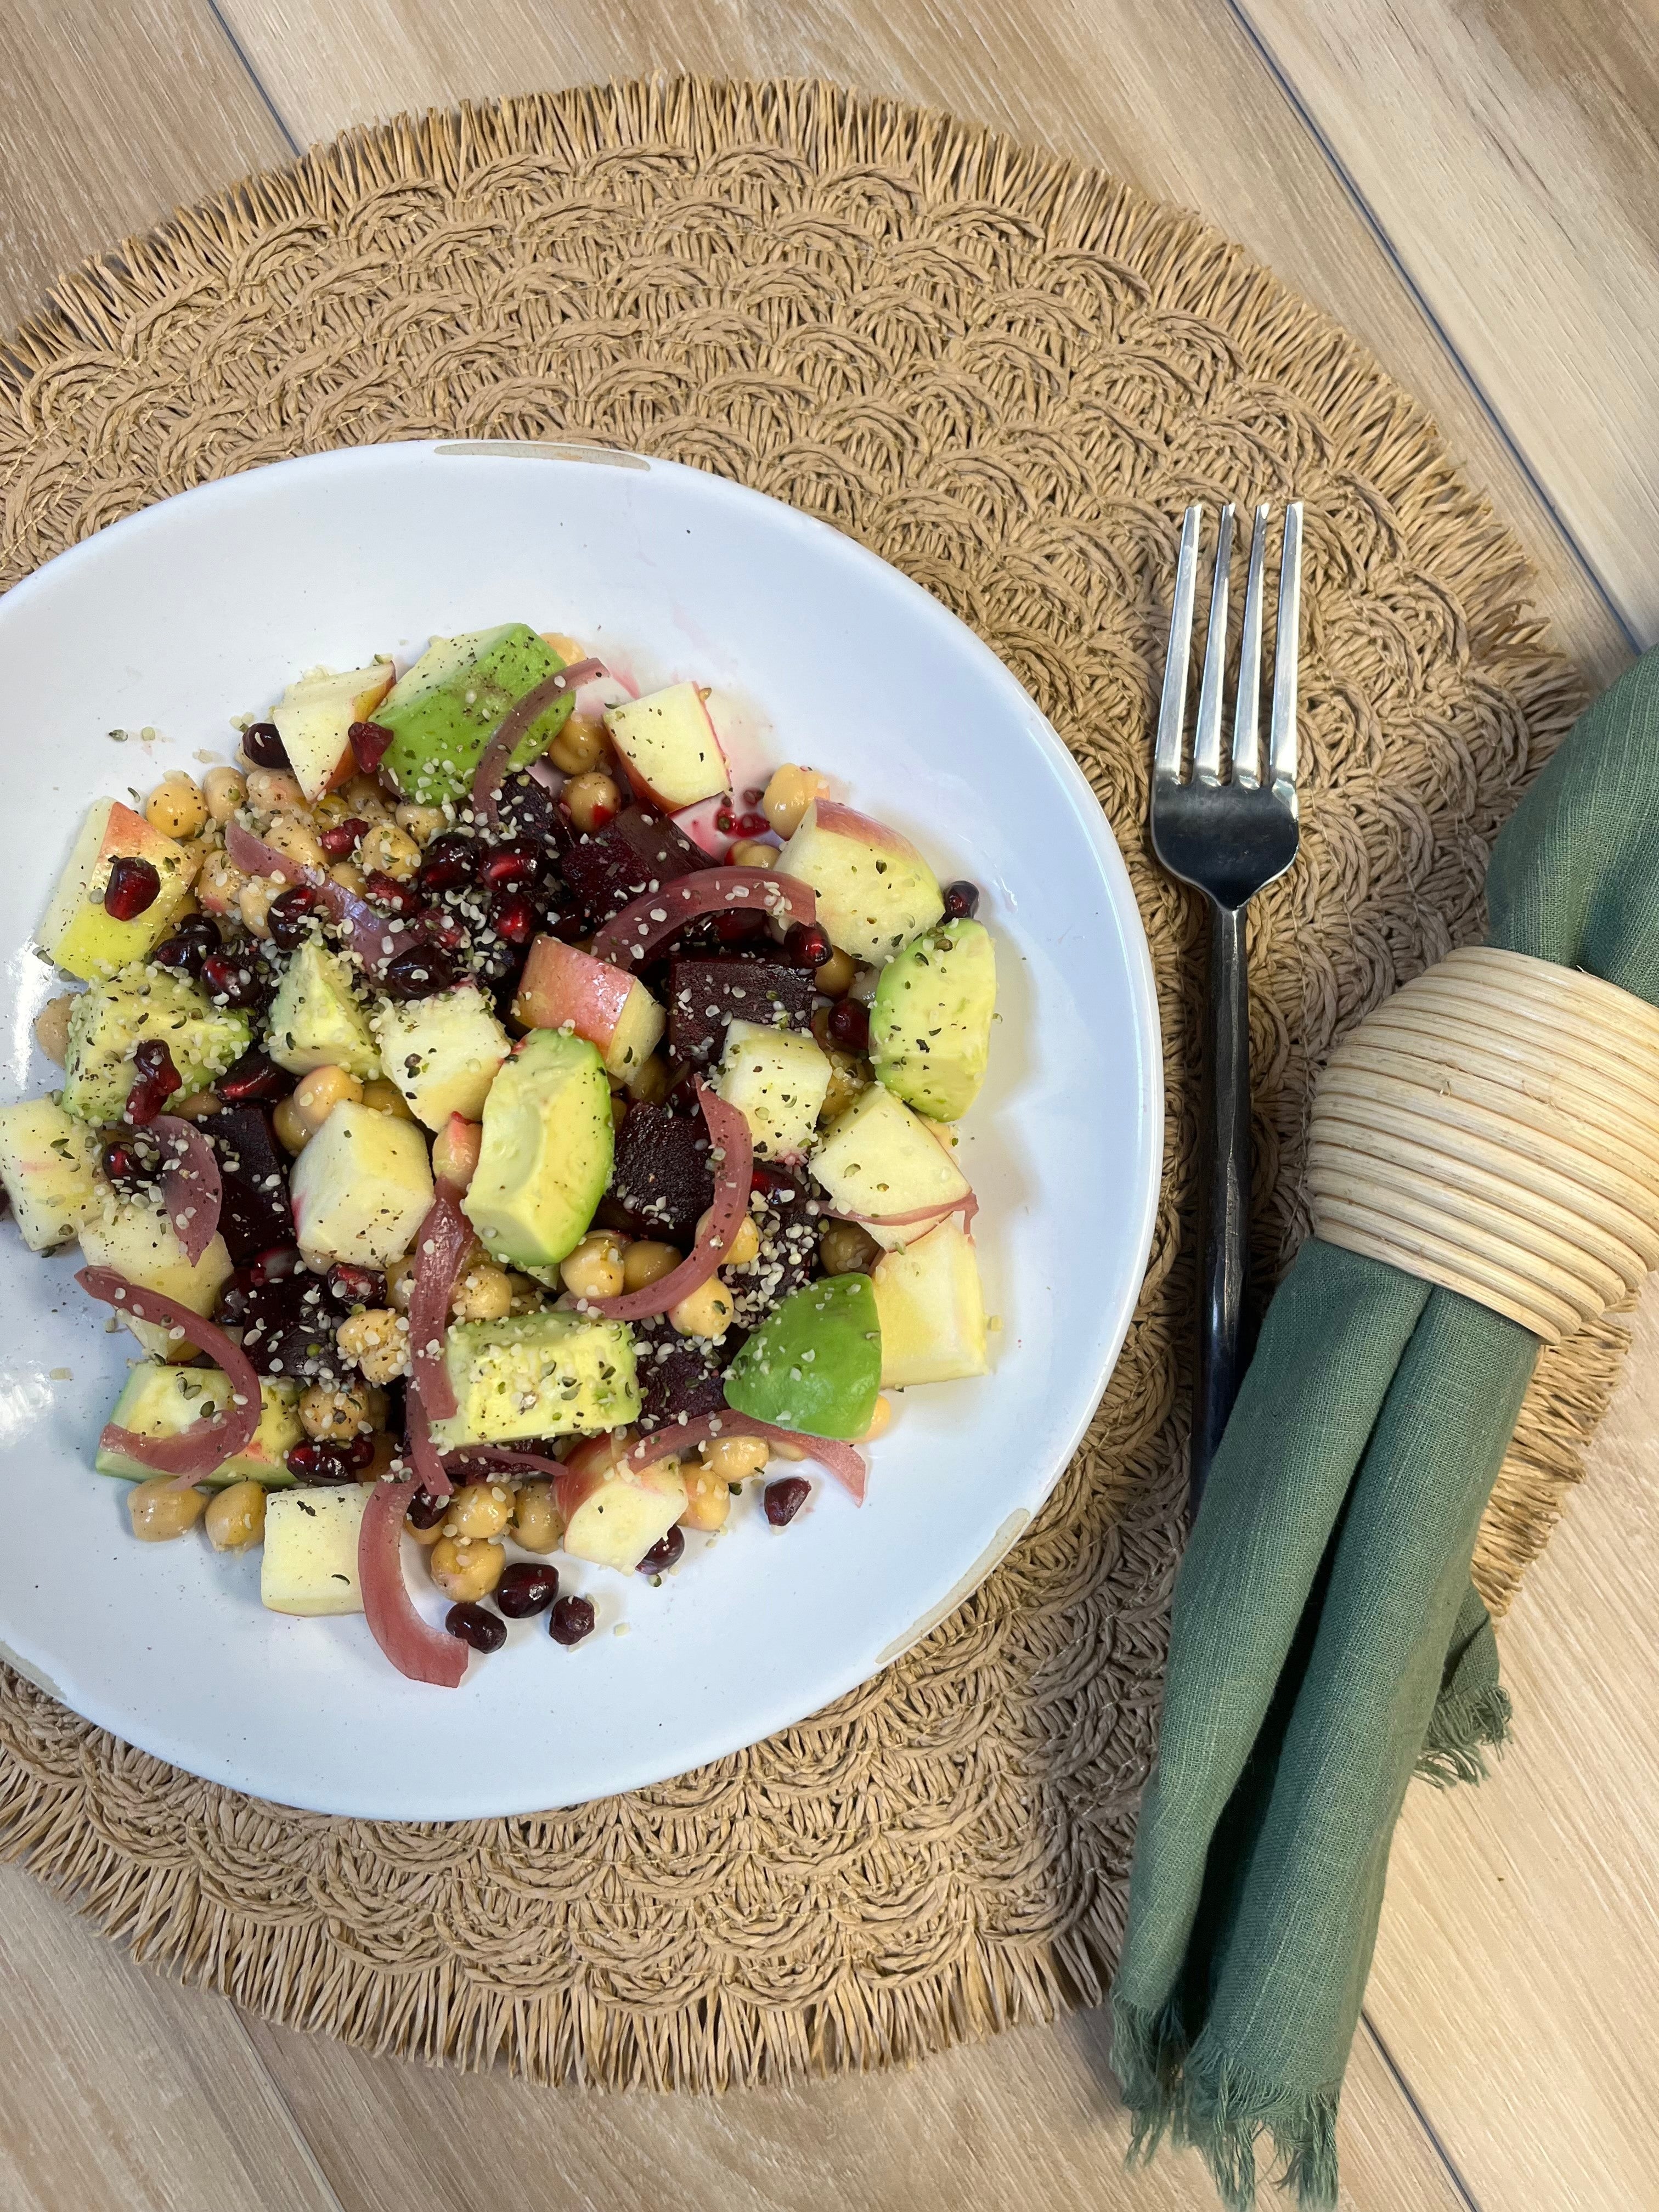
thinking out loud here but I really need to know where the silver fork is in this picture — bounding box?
[1150,500,1302,1511]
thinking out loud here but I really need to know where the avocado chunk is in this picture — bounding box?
[723,1273,882,1440]
[95,1365,302,1485]
[61,963,251,1124]
[376,625,574,806]
[463,1029,612,1277]
[373,983,508,1128]
[0,1096,101,1251]
[870,919,996,1121]
[428,1310,640,1448]
[266,940,381,1079]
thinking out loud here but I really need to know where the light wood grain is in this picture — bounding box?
[0,0,291,342]
[0,1860,343,2212]
[1246,0,1659,649]
[211,0,1633,689]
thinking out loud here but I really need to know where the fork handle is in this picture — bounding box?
[1192,898,1250,1514]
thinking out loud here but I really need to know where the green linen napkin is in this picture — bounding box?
[1112,647,1659,2207]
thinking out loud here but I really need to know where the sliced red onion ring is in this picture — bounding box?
[358,1477,468,1688]
[225,819,306,885]
[224,820,407,977]
[440,1446,565,1483]
[405,1388,454,1504]
[150,1113,223,1266]
[471,657,606,829]
[828,1191,980,1232]
[591,868,816,969]
[585,1085,753,1323]
[623,1411,867,1504]
[76,1266,262,1486]
[408,1181,471,1420]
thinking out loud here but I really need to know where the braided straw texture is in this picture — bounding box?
[0,78,1618,2085]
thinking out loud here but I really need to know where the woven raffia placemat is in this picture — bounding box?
[0,78,1625,2087]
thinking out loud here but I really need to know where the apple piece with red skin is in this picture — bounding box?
[556,1434,689,1571]
[776,799,944,965]
[603,681,730,812]
[432,1113,483,1191]
[271,661,394,801]
[512,934,666,1082]
[37,799,199,980]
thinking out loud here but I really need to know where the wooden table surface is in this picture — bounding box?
[1,7,1654,2209]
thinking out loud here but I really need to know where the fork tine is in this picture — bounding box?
[1231,503,1270,787]
[1155,504,1203,781]
[1192,504,1234,783]
[1269,500,1303,788]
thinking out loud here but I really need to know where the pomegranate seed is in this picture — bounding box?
[345,1433,376,1470]
[101,1138,158,1193]
[415,906,466,952]
[943,879,980,920]
[637,1525,685,1576]
[496,1561,560,1618]
[200,951,264,1008]
[550,1594,596,1646]
[489,891,536,945]
[364,870,421,916]
[348,720,394,775]
[407,1487,448,1531]
[764,1476,811,1526]
[481,842,539,889]
[382,944,460,999]
[151,915,220,977]
[248,1245,302,1285]
[826,997,870,1053]
[326,1261,385,1308]
[216,1048,291,1104]
[714,909,768,945]
[714,808,736,833]
[417,835,478,895]
[285,1438,357,1483]
[267,883,328,949]
[784,921,832,969]
[445,1602,506,1652]
[319,817,368,859]
[125,1038,181,1127]
[104,855,161,921]
[241,721,289,769]
[735,811,770,837]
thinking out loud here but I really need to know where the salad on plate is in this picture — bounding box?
[0,624,996,1686]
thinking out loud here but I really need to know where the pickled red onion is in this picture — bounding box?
[151,1113,223,1266]
[441,1447,565,1482]
[827,1191,979,1232]
[76,1266,261,1485]
[624,1411,867,1503]
[591,868,815,968]
[471,658,606,829]
[584,1085,752,1322]
[223,821,406,977]
[408,1181,471,1420]
[404,1388,454,1504]
[358,1477,467,1688]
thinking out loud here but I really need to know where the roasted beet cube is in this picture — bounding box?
[596,1101,715,1245]
[230,1270,354,1387]
[666,957,818,1070]
[631,1315,740,1435]
[205,1105,296,1265]
[558,805,713,923]
[727,1177,821,1329]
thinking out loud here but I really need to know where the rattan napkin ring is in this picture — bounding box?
[1306,946,1659,1341]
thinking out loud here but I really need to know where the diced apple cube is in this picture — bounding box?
[371,984,509,1128]
[270,662,394,801]
[808,1082,971,1249]
[603,681,729,811]
[80,1195,234,1361]
[557,1438,688,1572]
[0,1096,101,1252]
[261,1485,372,1615]
[870,1219,990,1385]
[36,799,199,981]
[512,935,665,1081]
[777,800,944,965]
[716,1019,832,1160]
[290,1101,433,1268]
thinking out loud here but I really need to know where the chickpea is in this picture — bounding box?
[810,1004,833,1051]
[728,838,777,869]
[680,1464,731,1533]
[292,1065,364,1134]
[512,1481,562,1554]
[202,765,248,822]
[238,876,279,938]
[361,1076,415,1120]
[761,764,829,839]
[357,820,421,882]
[385,1256,414,1312]
[335,1307,409,1384]
[622,1240,681,1293]
[272,1096,310,1155]
[429,1535,505,1602]
[145,771,207,842]
[452,1261,514,1322]
[198,848,246,913]
[816,946,857,997]
[341,774,392,819]
[862,1394,893,1442]
[610,1092,628,1132]
[262,812,326,872]
[670,1277,735,1340]
[561,1230,625,1301]
[298,1379,385,1443]
[701,1434,770,1484]
[168,1088,221,1121]
[330,861,366,895]
[820,1219,882,1276]
[540,631,586,662]
[444,1483,515,1541]
[33,994,74,1066]
[362,1432,399,1481]
[394,802,448,847]
[548,714,607,775]
[205,1480,267,1552]
[820,1049,869,1126]
[563,771,621,833]
[128,1476,207,1542]
[698,1204,760,1268]
[625,1053,671,1105]
[245,766,307,816]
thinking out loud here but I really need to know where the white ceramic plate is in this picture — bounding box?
[0,441,1160,1818]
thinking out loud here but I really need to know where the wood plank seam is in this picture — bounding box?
[202,0,304,154]
[1221,0,1641,658]
[1361,2012,1486,2212]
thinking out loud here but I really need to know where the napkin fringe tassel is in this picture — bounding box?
[1415,1680,1512,1788]
[1115,1998,1340,2209]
